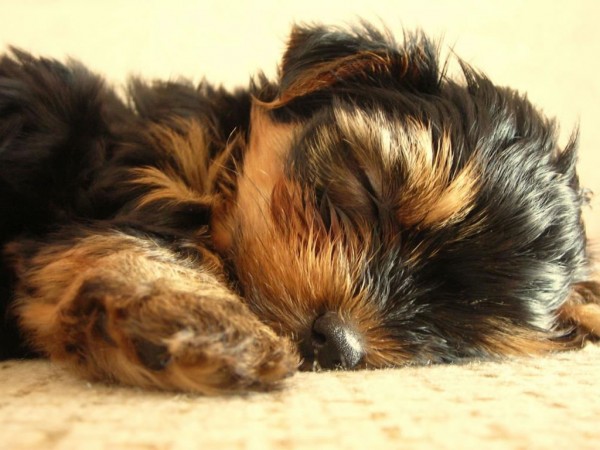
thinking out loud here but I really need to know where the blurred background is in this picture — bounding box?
[1,0,598,242]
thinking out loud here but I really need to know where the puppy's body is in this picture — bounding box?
[0,25,598,393]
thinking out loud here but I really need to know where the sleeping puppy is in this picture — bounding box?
[0,23,598,394]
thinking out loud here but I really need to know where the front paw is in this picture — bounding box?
[60,275,299,393]
[158,324,298,392]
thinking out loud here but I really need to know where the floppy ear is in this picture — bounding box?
[265,24,441,110]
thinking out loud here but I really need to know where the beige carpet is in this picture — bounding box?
[2,345,600,449]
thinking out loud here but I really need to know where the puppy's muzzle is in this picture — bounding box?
[300,312,365,371]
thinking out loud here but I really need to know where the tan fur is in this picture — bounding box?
[129,119,212,209]
[558,281,600,338]
[213,105,299,252]
[263,51,395,109]
[361,324,413,368]
[8,231,298,394]
[5,66,598,395]
[130,166,212,208]
[563,304,600,334]
[479,319,562,356]
[323,109,479,229]
[227,173,410,368]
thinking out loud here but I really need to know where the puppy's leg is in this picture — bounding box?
[557,281,600,344]
[5,228,298,394]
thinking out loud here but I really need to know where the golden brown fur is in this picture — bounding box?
[1,23,599,394]
[7,230,297,394]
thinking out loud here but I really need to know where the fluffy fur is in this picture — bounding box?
[0,24,598,394]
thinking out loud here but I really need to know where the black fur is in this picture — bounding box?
[0,24,595,367]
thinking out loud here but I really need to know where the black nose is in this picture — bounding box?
[309,312,365,370]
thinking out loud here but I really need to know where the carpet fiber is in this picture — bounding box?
[2,345,599,449]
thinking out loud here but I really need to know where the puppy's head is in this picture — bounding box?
[214,24,595,370]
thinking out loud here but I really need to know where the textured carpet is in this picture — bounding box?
[2,345,599,449]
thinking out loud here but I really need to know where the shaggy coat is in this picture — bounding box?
[0,24,598,393]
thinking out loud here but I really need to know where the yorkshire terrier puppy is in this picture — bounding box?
[0,24,598,394]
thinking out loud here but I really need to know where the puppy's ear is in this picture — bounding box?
[266,24,440,109]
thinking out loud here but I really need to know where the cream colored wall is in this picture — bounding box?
[1,0,598,241]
